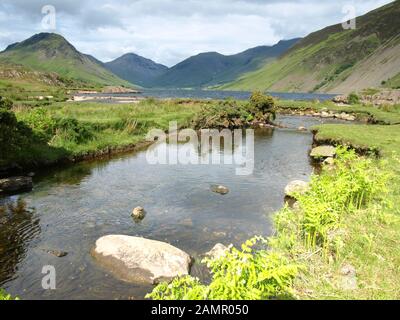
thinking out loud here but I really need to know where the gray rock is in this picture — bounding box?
[205,243,231,260]
[323,157,335,166]
[343,114,356,121]
[298,126,307,131]
[332,95,349,104]
[131,207,146,221]
[0,176,33,194]
[211,185,229,195]
[180,218,193,227]
[92,235,192,284]
[285,180,309,198]
[310,146,336,159]
[46,250,68,258]
[340,264,358,290]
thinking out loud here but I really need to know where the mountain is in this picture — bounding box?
[221,1,400,94]
[104,53,168,87]
[0,33,132,87]
[150,39,300,88]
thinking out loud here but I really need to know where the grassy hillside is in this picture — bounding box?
[0,62,76,103]
[152,39,299,88]
[221,1,400,94]
[0,33,132,87]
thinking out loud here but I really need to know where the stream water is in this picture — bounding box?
[0,115,344,300]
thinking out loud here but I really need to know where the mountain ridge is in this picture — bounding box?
[0,33,132,87]
[220,1,400,93]
[150,38,300,88]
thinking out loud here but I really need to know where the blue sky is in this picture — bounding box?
[0,0,394,66]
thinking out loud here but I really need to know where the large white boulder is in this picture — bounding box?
[92,235,192,284]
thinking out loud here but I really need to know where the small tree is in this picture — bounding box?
[249,91,275,113]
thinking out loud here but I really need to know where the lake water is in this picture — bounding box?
[82,88,336,102]
[0,115,342,300]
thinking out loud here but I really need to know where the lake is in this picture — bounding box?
[79,88,336,103]
[0,115,343,300]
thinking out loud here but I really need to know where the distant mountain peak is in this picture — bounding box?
[0,32,131,86]
[150,38,301,88]
[104,52,168,87]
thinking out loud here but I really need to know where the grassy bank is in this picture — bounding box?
[1,99,203,172]
[277,99,400,125]
[1,93,276,173]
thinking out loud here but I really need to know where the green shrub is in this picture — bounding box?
[0,96,13,110]
[53,118,94,143]
[193,94,275,129]
[19,107,56,140]
[146,236,299,300]
[249,91,275,113]
[348,92,360,105]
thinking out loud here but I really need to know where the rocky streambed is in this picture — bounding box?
[0,115,348,299]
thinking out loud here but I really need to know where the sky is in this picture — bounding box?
[0,0,394,67]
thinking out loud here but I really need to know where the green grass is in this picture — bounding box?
[273,149,400,300]
[384,72,400,89]
[290,123,400,299]
[313,124,400,156]
[277,99,400,124]
[2,99,203,170]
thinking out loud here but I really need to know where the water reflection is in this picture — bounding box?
[0,198,40,286]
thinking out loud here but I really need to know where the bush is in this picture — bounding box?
[0,97,35,165]
[0,96,13,110]
[146,237,299,300]
[249,91,275,113]
[53,118,94,144]
[19,107,56,140]
[193,94,276,129]
[348,92,360,105]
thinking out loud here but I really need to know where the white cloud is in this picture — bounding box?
[0,0,394,66]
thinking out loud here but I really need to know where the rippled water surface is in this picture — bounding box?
[0,116,342,299]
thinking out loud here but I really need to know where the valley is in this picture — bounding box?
[1,0,400,303]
